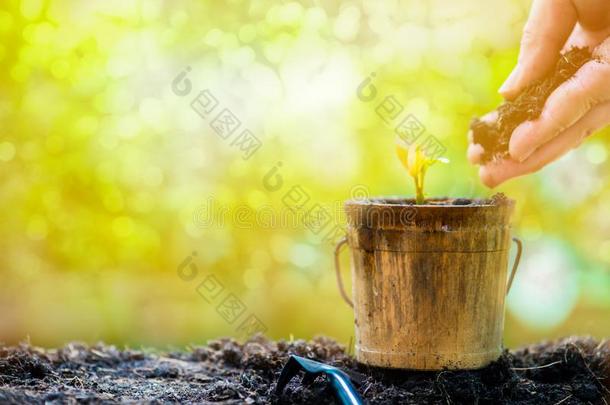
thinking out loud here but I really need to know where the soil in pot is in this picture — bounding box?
[470,47,593,163]
[361,193,510,206]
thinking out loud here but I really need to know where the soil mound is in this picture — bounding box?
[1,336,608,404]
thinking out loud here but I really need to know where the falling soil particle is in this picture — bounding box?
[471,47,594,163]
[1,336,609,404]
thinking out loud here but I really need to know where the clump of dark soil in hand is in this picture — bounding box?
[471,47,593,163]
[1,336,608,404]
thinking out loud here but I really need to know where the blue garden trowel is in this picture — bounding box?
[275,355,364,405]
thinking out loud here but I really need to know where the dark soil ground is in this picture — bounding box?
[471,47,593,163]
[1,336,608,404]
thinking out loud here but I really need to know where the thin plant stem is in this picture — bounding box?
[417,170,426,205]
[414,174,424,204]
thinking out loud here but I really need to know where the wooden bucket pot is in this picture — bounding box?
[334,198,522,370]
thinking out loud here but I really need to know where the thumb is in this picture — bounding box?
[499,0,577,100]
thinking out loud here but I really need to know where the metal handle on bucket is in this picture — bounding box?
[506,237,523,294]
[334,236,353,308]
[335,235,522,305]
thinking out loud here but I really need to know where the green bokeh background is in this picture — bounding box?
[1,0,609,349]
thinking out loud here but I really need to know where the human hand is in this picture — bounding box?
[468,0,610,188]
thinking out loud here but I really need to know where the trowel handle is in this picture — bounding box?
[334,236,353,308]
[506,237,523,294]
[328,371,363,405]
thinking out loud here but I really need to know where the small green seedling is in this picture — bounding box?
[396,141,449,204]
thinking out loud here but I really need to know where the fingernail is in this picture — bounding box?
[509,122,534,162]
[499,65,521,97]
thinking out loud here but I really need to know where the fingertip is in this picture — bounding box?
[509,121,535,162]
[467,143,484,164]
[479,166,498,189]
[498,86,519,101]
[481,110,499,124]
[498,67,522,100]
